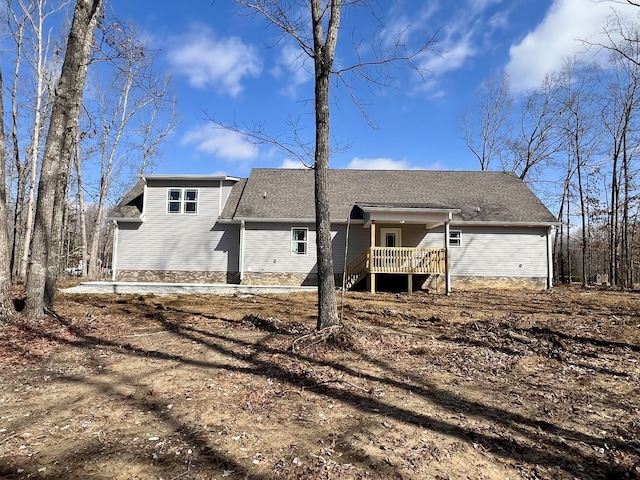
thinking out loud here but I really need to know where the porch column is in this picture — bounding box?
[239,220,245,283]
[444,220,451,295]
[111,221,118,282]
[547,226,553,288]
[370,221,376,293]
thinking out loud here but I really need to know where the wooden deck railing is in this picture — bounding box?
[370,247,446,274]
[345,247,446,289]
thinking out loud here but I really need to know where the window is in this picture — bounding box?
[291,228,308,255]
[167,188,198,214]
[449,230,461,247]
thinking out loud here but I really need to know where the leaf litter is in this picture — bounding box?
[0,286,638,479]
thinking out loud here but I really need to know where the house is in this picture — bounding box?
[108,168,558,293]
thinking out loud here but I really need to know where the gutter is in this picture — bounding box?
[218,217,365,225]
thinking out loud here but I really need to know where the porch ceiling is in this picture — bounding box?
[357,203,460,229]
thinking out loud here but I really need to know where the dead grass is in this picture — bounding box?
[0,286,639,479]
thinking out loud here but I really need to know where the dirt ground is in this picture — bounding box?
[0,286,639,480]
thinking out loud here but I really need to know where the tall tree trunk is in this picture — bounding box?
[9,19,26,283]
[18,0,56,283]
[0,68,16,321]
[575,142,588,287]
[622,138,630,288]
[74,143,88,276]
[312,0,340,330]
[44,161,73,308]
[25,0,103,317]
[610,149,619,287]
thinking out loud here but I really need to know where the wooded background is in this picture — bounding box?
[1,0,639,309]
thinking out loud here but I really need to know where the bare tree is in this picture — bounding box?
[7,0,70,283]
[598,14,640,287]
[82,25,176,278]
[25,0,103,317]
[557,59,602,286]
[0,68,16,321]
[508,73,564,182]
[461,73,513,171]
[230,0,437,330]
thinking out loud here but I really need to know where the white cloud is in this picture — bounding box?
[506,0,638,93]
[181,124,258,161]
[167,24,262,97]
[279,158,308,169]
[272,42,313,97]
[419,31,476,76]
[347,157,410,170]
[412,1,505,89]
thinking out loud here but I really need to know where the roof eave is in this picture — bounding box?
[231,217,364,225]
[141,174,240,182]
[108,217,144,223]
[452,220,559,227]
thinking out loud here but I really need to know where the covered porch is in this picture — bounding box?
[344,204,460,294]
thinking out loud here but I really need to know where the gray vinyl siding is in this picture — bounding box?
[116,180,239,272]
[243,222,370,275]
[419,225,549,277]
[244,223,316,274]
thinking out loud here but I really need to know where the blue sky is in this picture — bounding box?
[110,0,639,178]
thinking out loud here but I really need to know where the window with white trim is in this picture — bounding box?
[291,228,308,255]
[449,230,461,247]
[167,188,199,214]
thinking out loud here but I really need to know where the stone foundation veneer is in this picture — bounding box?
[240,272,343,287]
[422,275,548,291]
[116,270,240,284]
[116,270,547,290]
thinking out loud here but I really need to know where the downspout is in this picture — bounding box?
[239,220,245,283]
[547,226,554,289]
[111,220,118,282]
[445,215,451,295]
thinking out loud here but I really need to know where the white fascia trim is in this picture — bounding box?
[451,221,560,227]
[141,174,240,182]
[227,217,365,225]
[361,206,461,215]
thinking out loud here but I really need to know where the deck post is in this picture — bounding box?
[408,274,413,294]
[547,226,554,288]
[370,222,376,293]
[445,220,451,295]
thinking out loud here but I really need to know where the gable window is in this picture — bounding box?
[449,230,462,247]
[291,228,308,255]
[167,188,198,214]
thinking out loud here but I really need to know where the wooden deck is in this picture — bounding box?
[345,247,446,290]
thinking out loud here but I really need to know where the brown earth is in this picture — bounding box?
[0,285,639,480]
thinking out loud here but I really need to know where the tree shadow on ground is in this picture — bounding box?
[5,301,639,479]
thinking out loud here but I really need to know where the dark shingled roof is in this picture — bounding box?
[109,169,558,225]
[220,178,247,220]
[232,168,557,224]
[108,180,144,220]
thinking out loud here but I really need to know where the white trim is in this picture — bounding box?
[142,183,148,217]
[167,187,199,215]
[380,228,402,247]
[448,229,462,247]
[142,174,239,181]
[228,217,364,225]
[219,179,223,215]
[445,221,451,294]
[547,226,554,288]
[450,221,559,227]
[111,221,118,282]
[239,220,245,281]
[291,227,309,255]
